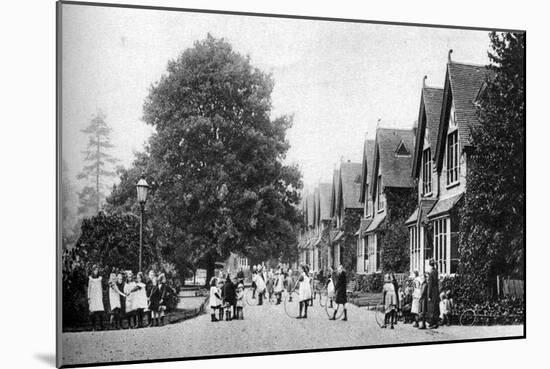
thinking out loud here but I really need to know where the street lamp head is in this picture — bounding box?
[136,175,149,205]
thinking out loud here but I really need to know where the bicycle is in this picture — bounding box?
[459,308,523,326]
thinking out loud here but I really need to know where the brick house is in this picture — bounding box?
[329,161,362,271]
[356,138,376,274]
[406,54,489,275]
[316,182,333,271]
[365,127,416,273]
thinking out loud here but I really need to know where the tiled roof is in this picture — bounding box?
[435,62,490,170]
[449,62,489,147]
[405,199,437,225]
[306,193,315,227]
[371,128,416,193]
[405,208,418,225]
[359,139,376,203]
[318,183,332,220]
[356,217,373,236]
[427,193,463,219]
[340,161,363,209]
[412,86,444,178]
[313,187,320,225]
[365,213,386,233]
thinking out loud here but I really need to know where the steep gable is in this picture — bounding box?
[435,61,489,170]
[371,128,416,191]
[412,84,444,178]
[319,183,332,221]
[339,161,363,209]
[359,139,376,203]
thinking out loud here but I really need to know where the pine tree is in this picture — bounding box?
[77,110,119,217]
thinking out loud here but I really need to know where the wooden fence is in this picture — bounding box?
[500,277,524,300]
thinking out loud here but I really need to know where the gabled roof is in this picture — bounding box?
[359,139,376,203]
[313,187,320,227]
[318,183,332,221]
[339,161,363,209]
[306,193,315,227]
[435,61,489,170]
[412,84,444,178]
[370,128,416,196]
[330,169,340,218]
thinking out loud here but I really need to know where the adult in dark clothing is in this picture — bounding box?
[391,273,400,325]
[236,268,245,285]
[427,259,440,328]
[115,273,126,329]
[330,265,348,321]
[418,273,428,329]
[222,275,236,320]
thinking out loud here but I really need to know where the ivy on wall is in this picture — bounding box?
[377,188,417,273]
[340,208,363,272]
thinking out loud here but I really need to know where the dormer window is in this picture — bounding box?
[422,148,432,195]
[377,175,385,212]
[395,141,411,157]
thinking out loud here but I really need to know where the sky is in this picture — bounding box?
[61,4,491,197]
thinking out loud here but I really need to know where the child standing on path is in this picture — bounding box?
[296,265,312,319]
[108,272,125,329]
[235,283,245,320]
[439,292,451,326]
[209,277,221,322]
[88,265,105,331]
[381,274,397,329]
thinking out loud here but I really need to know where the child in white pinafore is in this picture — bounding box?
[235,283,245,320]
[88,265,105,331]
[209,277,221,322]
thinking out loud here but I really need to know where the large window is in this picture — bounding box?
[433,217,449,274]
[422,148,432,195]
[377,175,384,211]
[409,226,420,273]
[446,131,459,186]
[367,234,377,273]
[357,239,367,273]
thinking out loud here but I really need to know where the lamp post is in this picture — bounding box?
[136,176,149,273]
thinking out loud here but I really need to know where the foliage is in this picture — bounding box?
[378,188,417,272]
[77,110,119,217]
[75,211,157,270]
[63,216,181,327]
[340,208,362,272]
[438,275,524,324]
[107,35,303,282]
[349,272,384,293]
[458,32,525,297]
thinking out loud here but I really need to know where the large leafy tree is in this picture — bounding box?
[459,32,525,298]
[77,110,119,217]
[108,35,302,281]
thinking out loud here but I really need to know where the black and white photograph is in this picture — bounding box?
[55,1,525,367]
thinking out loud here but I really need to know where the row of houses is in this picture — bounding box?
[298,51,489,276]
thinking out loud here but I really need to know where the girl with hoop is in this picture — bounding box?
[296,265,312,319]
[329,265,348,321]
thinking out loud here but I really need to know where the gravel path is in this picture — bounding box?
[61,296,524,366]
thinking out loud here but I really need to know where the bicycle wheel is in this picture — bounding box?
[245,287,259,306]
[374,305,386,328]
[283,291,301,318]
[460,309,476,326]
[325,298,344,319]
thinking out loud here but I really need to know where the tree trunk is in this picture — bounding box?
[205,253,215,287]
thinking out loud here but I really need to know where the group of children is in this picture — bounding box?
[87,265,169,330]
[209,275,245,321]
[381,271,454,329]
